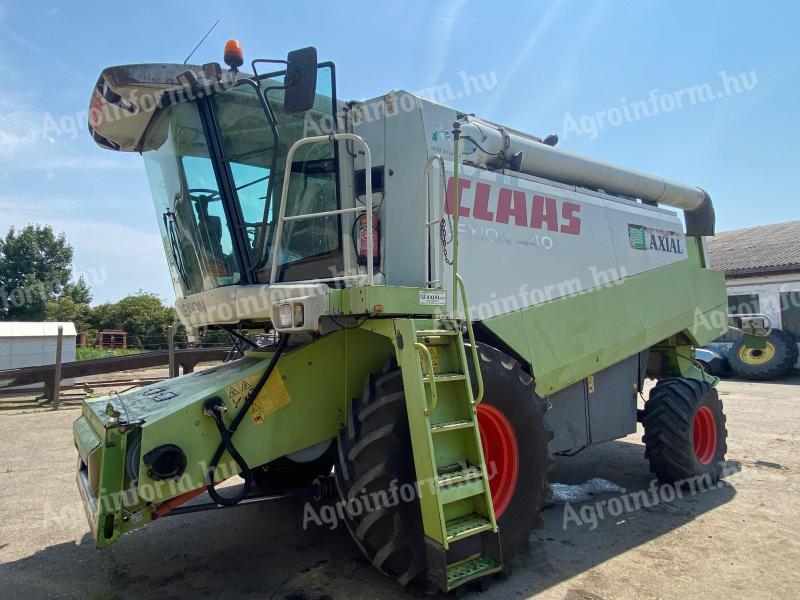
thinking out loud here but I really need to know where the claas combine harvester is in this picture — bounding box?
[73,41,729,592]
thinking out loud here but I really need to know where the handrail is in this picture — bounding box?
[456,273,484,405]
[270,133,373,285]
[422,153,446,287]
[728,312,773,337]
[415,342,439,415]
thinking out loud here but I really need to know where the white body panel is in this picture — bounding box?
[351,92,688,320]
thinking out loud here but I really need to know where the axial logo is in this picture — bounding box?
[445,177,582,236]
[628,224,684,254]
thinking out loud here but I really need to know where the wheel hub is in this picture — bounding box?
[692,405,718,465]
[738,341,776,365]
[477,404,520,518]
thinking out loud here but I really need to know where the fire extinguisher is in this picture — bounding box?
[355,211,380,266]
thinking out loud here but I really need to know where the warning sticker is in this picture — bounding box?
[227,378,255,408]
[249,369,291,425]
[419,346,440,373]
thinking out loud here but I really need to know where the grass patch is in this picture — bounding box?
[76,347,145,361]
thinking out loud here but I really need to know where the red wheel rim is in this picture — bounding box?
[693,406,718,465]
[477,404,519,518]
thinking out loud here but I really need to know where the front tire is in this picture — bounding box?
[336,344,551,589]
[642,377,727,483]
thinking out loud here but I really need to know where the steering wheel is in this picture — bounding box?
[187,188,221,202]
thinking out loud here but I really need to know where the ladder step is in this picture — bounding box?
[416,329,459,337]
[447,554,502,590]
[437,465,482,486]
[440,480,485,505]
[445,514,493,543]
[422,372,465,384]
[430,419,474,433]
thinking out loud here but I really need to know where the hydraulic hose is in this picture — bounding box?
[204,333,289,506]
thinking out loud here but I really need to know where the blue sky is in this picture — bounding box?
[0,0,797,304]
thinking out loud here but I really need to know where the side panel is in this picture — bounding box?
[484,246,727,396]
[544,354,641,454]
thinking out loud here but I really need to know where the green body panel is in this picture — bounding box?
[483,243,728,396]
[75,327,394,548]
[329,285,448,317]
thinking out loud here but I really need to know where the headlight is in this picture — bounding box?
[275,302,304,328]
[292,303,304,327]
[276,303,293,328]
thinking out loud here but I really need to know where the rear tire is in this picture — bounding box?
[642,377,727,483]
[336,344,551,588]
[728,329,798,380]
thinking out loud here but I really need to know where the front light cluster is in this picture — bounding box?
[275,302,304,328]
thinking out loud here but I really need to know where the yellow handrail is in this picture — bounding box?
[455,273,484,405]
[415,342,438,415]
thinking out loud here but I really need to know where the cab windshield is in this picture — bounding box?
[143,65,340,296]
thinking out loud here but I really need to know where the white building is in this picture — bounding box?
[0,322,77,387]
[708,219,800,349]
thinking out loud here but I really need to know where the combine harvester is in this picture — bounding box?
[74,41,729,592]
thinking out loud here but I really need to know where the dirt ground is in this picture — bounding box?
[0,375,798,600]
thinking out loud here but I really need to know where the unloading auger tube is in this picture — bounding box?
[458,118,715,236]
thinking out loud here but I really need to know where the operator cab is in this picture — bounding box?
[88,46,352,302]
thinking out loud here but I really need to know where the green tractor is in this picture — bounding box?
[73,41,729,592]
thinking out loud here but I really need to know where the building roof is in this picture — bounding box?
[0,322,77,338]
[708,220,800,277]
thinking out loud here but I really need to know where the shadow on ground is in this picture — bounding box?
[0,440,736,600]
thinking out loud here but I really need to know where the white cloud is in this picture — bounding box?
[423,0,467,88]
[0,93,39,161]
[0,92,138,177]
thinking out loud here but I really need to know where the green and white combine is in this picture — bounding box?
[74,43,729,592]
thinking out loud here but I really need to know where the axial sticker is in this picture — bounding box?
[249,369,291,425]
[419,290,446,306]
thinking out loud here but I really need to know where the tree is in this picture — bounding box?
[89,291,182,349]
[44,296,93,334]
[0,225,78,321]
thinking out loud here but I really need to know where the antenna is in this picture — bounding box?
[183,19,220,65]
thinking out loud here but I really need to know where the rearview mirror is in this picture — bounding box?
[283,47,318,113]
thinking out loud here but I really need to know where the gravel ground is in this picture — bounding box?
[0,375,797,600]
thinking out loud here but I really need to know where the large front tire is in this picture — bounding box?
[336,344,551,589]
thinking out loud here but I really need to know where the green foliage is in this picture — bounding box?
[0,224,81,321]
[1,224,227,352]
[76,347,144,361]
[88,291,184,349]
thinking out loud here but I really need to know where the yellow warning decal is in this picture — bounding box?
[249,368,291,425]
[419,346,440,373]
[227,377,255,408]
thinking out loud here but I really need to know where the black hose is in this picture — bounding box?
[204,333,289,505]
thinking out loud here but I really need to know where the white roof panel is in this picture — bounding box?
[0,322,78,338]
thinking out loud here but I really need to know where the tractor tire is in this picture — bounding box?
[251,442,336,491]
[335,344,551,589]
[642,377,727,483]
[728,329,798,381]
